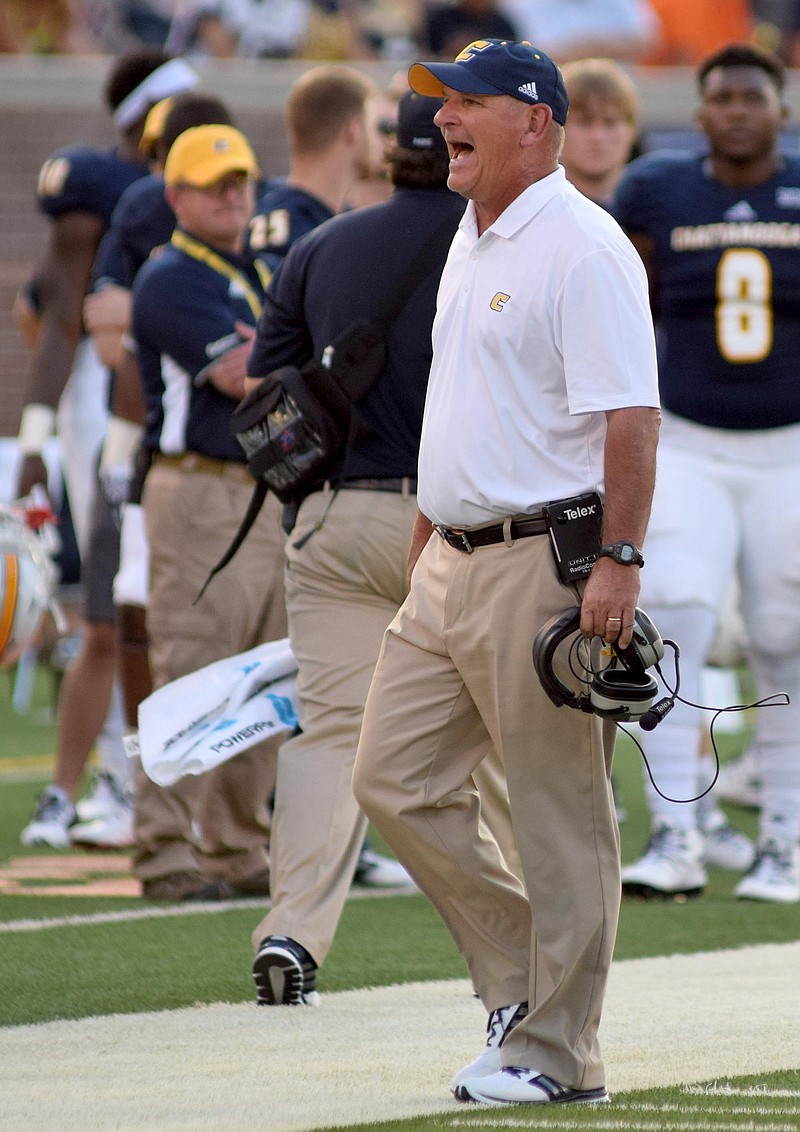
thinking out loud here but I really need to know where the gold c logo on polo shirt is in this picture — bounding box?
[490,292,511,312]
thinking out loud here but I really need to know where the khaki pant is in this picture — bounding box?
[251,489,519,962]
[135,462,287,886]
[353,529,619,1091]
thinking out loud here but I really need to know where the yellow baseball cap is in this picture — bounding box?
[139,96,175,157]
[164,125,260,188]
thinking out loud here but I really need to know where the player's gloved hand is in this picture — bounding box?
[99,417,144,520]
[99,462,133,514]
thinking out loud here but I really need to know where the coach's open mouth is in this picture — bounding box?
[449,141,474,165]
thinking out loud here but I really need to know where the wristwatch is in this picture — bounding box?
[597,541,644,567]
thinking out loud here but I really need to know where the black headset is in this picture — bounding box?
[532,606,665,723]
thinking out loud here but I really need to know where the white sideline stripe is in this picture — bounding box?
[619,1101,800,1114]
[684,1087,800,1097]
[0,884,415,933]
[1,942,799,1132]
[450,1123,799,1131]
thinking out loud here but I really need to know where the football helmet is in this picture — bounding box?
[0,500,59,668]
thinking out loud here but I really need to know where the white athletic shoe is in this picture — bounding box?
[20,786,77,848]
[715,750,762,810]
[455,1067,609,1106]
[70,804,134,849]
[352,847,416,889]
[450,1001,528,1092]
[734,836,800,904]
[700,813,755,872]
[621,821,707,898]
[76,770,130,823]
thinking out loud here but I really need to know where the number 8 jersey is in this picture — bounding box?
[613,150,800,430]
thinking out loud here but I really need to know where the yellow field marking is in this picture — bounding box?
[0,852,137,897]
[0,754,55,775]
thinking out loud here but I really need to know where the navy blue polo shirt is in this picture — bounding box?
[614,151,800,430]
[133,230,268,461]
[248,187,465,480]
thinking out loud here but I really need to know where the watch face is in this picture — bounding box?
[619,545,634,562]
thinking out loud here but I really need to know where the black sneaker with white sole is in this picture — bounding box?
[455,1067,609,1106]
[253,935,320,1006]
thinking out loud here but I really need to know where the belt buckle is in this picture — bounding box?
[435,524,473,554]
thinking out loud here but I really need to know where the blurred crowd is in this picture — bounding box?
[3,0,800,67]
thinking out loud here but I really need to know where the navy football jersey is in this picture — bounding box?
[613,151,800,429]
[92,174,175,290]
[36,145,148,228]
[249,182,334,261]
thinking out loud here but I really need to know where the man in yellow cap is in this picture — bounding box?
[129,124,287,901]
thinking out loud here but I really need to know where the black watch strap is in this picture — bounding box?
[597,541,644,567]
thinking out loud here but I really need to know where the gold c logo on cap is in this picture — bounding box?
[455,40,494,61]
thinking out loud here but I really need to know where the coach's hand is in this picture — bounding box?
[580,556,641,649]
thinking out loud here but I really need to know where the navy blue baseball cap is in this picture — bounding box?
[408,39,569,126]
[396,91,448,154]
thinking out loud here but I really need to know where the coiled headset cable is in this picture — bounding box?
[619,640,789,804]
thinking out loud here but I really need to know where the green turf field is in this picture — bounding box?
[1,662,798,1131]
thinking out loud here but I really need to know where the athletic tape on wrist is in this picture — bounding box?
[101,417,144,470]
[17,404,56,457]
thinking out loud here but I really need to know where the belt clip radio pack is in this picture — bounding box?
[542,492,603,584]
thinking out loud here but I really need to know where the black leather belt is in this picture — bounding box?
[335,477,417,494]
[434,514,548,553]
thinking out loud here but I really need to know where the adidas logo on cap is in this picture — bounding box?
[518,81,539,101]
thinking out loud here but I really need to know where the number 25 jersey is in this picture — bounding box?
[613,150,800,430]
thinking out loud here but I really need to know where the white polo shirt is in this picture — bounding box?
[417,166,659,528]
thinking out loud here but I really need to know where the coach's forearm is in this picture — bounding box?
[601,405,660,546]
[407,510,434,590]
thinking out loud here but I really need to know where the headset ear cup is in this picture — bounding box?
[532,606,587,710]
[612,607,664,670]
[590,668,658,721]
